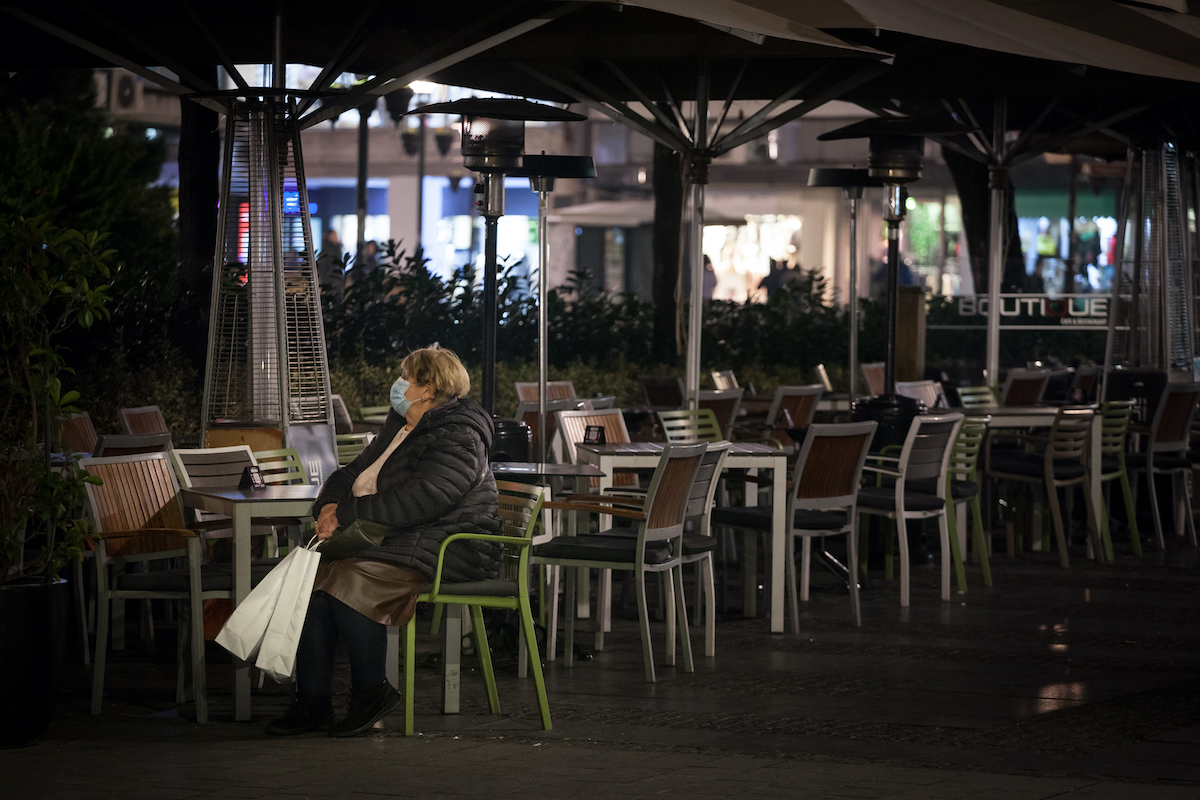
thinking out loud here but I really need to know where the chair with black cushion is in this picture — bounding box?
[858,413,964,607]
[387,481,552,735]
[1097,400,1139,559]
[944,415,992,591]
[1127,382,1200,550]
[714,421,877,627]
[79,453,279,723]
[535,442,707,682]
[761,384,824,447]
[986,407,1102,568]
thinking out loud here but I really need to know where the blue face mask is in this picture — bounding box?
[390,377,412,418]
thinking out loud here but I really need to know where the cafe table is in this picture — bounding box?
[181,484,319,722]
[960,404,1103,558]
[575,441,791,633]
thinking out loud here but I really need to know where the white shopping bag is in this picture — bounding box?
[214,545,306,662]
[254,539,323,683]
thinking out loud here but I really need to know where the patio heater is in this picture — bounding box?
[405,98,587,415]
[1103,141,1196,409]
[807,168,883,403]
[201,92,337,480]
[512,153,597,461]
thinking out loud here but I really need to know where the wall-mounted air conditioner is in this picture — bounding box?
[108,70,144,116]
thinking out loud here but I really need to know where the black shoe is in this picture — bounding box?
[328,680,402,738]
[264,702,334,735]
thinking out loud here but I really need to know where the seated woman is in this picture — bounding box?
[266,346,501,737]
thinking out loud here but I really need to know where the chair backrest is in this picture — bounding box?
[336,432,375,466]
[80,452,188,533]
[861,362,885,396]
[253,448,310,485]
[657,408,724,444]
[698,388,744,441]
[359,405,390,420]
[790,421,877,512]
[1072,366,1099,403]
[517,397,587,461]
[330,395,355,435]
[1045,407,1095,465]
[556,408,635,488]
[93,432,173,458]
[1001,368,1050,406]
[684,441,730,536]
[815,363,834,393]
[766,385,824,430]
[58,412,98,455]
[639,441,707,544]
[169,445,257,489]
[947,415,989,482]
[895,380,947,410]
[514,381,576,402]
[710,370,739,390]
[897,413,964,488]
[956,385,998,408]
[493,481,546,582]
[1099,400,1133,457]
[1149,382,1200,453]
[640,375,684,409]
[118,405,169,437]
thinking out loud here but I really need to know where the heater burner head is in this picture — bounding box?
[867,135,925,183]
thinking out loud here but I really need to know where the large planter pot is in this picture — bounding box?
[0,578,69,748]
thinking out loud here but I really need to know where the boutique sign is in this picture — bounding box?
[931,294,1110,331]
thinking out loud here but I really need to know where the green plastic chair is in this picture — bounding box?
[658,408,724,443]
[335,432,374,466]
[945,415,992,590]
[956,386,998,408]
[396,481,551,735]
[252,448,309,485]
[1097,400,1138,559]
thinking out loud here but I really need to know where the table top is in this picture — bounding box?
[181,485,321,503]
[578,441,782,457]
[491,461,606,478]
[961,404,1062,417]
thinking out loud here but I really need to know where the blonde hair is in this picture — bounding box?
[400,346,470,406]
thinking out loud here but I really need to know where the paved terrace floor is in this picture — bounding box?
[6,534,1200,800]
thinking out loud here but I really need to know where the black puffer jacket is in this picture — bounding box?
[312,398,502,582]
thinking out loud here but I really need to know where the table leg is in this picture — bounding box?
[770,457,786,633]
[441,603,461,714]
[233,503,253,722]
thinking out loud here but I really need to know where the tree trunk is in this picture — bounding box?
[651,141,684,363]
[943,147,1033,294]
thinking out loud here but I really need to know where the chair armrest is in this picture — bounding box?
[429,531,532,594]
[94,528,199,557]
[542,500,648,519]
[568,492,645,508]
[861,463,902,478]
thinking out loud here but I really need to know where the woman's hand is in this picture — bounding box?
[316,504,340,540]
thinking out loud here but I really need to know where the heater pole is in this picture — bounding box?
[480,173,504,415]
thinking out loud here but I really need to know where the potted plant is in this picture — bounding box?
[1,215,113,748]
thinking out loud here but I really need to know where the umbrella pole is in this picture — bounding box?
[480,173,504,416]
[535,183,551,461]
[985,99,1007,387]
[847,190,861,402]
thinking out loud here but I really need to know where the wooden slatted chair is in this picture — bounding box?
[698,388,744,441]
[93,432,174,457]
[58,412,99,456]
[514,381,577,402]
[535,442,707,682]
[516,397,586,463]
[763,384,824,447]
[1000,368,1051,406]
[118,405,170,438]
[715,422,877,627]
[80,453,211,722]
[556,408,636,488]
[861,362,885,396]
